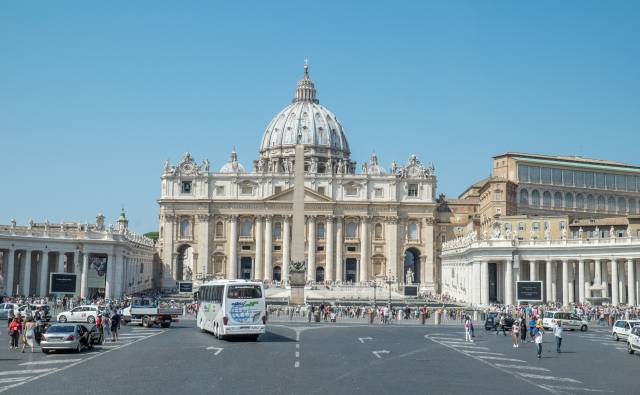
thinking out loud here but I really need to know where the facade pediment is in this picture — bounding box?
[264,187,334,203]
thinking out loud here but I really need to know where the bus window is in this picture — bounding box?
[227,285,262,299]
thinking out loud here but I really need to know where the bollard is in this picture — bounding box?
[420,312,425,325]
[369,310,374,324]
[473,310,478,322]
[435,311,441,325]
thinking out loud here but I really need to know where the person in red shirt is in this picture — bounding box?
[9,318,21,350]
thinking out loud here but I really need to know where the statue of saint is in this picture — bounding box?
[405,269,414,284]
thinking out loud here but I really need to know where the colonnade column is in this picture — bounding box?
[594,259,602,295]
[198,215,210,278]
[618,262,626,305]
[578,259,585,304]
[264,216,273,281]
[228,216,238,279]
[601,261,609,298]
[562,260,569,306]
[335,217,344,282]
[307,216,316,282]
[105,253,114,299]
[505,259,513,306]
[545,260,553,303]
[529,260,537,281]
[627,259,636,307]
[480,260,489,305]
[386,218,398,282]
[23,250,32,296]
[584,261,592,299]
[254,216,264,280]
[325,218,334,282]
[57,253,65,273]
[282,216,291,284]
[472,261,481,305]
[114,254,124,298]
[568,263,575,304]
[162,214,175,285]
[5,250,14,295]
[611,259,619,306]
[80,252,89,299]
[39,252,49,296]
[359,217,369,283]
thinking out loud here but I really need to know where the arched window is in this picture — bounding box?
[273,222,282,240]
[617,196,627,213]
[542,191,551,207]
[215,221,224,238]
[240,219,253,237]
[374,223,383,240]
[520,189,529,206]
[180,219,190,239]
[565,192,573,208]
[629,199,637,214]
[316,222,325,240]
[608,196,616,213]
[586,194,595,210]
[408,223,418,241]
[576,194,584,209]
[346,222,357,239]
[553,192,563,208]
[273,266,282,282]
[597,196,606,211]
[531,190,540,206]
[315,267,325,282]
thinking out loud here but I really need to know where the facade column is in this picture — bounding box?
[505,259,513,306]
[335,217,344,282]
[422,218,435,287]
[562,260,569,306]
[22,250,32,297]
[57,252,65,273]
[307,216,316,282]
[359,217,369,283]
[39,251,49,296]
[228,216,238,279]
[264,216,273,281]
[282,216,291,284]
[5,249,14,295]
[480,260,489,305]
[114,254,124,298]
[568,262,575,304]
[80,252,89,299]
[385,218,398,282]
[619,261,626,305]
[545,260,553,303]
[162,214,175,286]
[627,259,636,307]
[529,260,537,281]
[472,261,481,305]
[198,215,210,279]
[601,261,609,298]
[611,259,619,306]
[254,216,263,280]
[325,218,334,282]
[551,264,557,303]
[584,261,592,299]
[105,253,115,299]
[594,259,602,293]
[578,259,585,304]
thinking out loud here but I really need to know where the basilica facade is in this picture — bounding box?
[158,65,438,291]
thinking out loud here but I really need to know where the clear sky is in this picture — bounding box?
[1,1,639,233]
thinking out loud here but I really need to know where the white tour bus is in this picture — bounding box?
[196,279,266,340]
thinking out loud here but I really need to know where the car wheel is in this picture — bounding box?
[615,334,620,341]
[629,343,635,354]
[580,325,587,332]
[87,316,95,324]
[59,315,67,323]
[76,344,82,353]
[42,348,48,354]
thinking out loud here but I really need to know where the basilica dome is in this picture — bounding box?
[259,64,350,162]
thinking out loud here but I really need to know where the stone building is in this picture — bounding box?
[158,65,439,291]
[0,211,157,298]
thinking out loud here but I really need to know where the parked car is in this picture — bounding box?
[57,305,101,323]
[627,326,640,355]
[484,312,515,331]
[78,323,104,346]
[18,304,52,322]
[0,303,20,320]
[542,311,589,331]
[40,323,93,353]
[612,320,640,341]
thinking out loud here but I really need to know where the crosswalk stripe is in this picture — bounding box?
[0,378,28,384]
[448,345,490,350]
[517,372,581,383]
[19,359,82,366]
[0,369,55,376]
[494,363,549,371]
[463,351,504,356]
[476,356,526,362]
[543,384,613,393]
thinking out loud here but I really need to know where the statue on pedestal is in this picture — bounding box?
[405,268,414,285]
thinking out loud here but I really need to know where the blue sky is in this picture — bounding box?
[1,1,639,233]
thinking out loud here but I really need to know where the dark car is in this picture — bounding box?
[78,323,104,346]
[484,312,515,331]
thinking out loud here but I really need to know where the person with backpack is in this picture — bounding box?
[464,316,473,342]
[534,328,544,358]
[554,321,563,353]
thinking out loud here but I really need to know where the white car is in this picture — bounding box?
[57,305,101,324]
[627,326,640,355]
[542,311,589,331]
[612,320,640,341]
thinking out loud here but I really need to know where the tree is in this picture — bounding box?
[144,231,159,241]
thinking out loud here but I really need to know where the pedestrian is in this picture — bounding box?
[496,315,507,336]
[534,328,543,359]
[464,316,473,342]
[22,317,36,353]
[554,321,563,353]
[520,318,527,343]
[9,318,21,350]
[110,310,120,342]
[512,319,520,348]
[103,314,112,342]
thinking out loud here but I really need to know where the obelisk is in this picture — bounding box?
[288,135,307,305]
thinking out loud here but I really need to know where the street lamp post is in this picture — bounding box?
[385,270,395,307]
[372,280,377,309]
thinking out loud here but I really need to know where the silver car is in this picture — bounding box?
[0,303,20,320]
[40,323,92,354]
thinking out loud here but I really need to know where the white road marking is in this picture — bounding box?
[295,351,300,358]
[206,346,224,355]
[476,356,526,362]
[295,344,300,349]
[294,361,300,368]
[448,345,490,350]
[358,337,373,343]
[19,359,82,366]
[0,378,28,384]
[0,369,56,376]
[494,364,550,371]
[372,350,390,359]
[517,373,581,383]
[463,351,505,356]
[542,385,613,393]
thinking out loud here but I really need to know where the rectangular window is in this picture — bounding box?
[441,234,446,243]
[543,221,549,230]
[606,174,615,189]
[345,186,358,196]
[240,185,253,195]
[552,168,562,185]
[575,171,584,187]
[496,208,502,214]
[518,164,529,182]
[181,181,192,194]
[273,245,281,251]
[529,166,541,183]
[559,221,566,230]
[585,172,594,188]
[274,186,282,194]
[562,170,573,186]
[541,167,552,184]
[317,186,325,195]
[216,186,225,196]
[532,222,540,232]
[626,175,636,192]
[495,190,502,200]
[615,174,626,191]
[375,188,383,198]
[347,246,356,252]
[595,173,605,189]
[140,263,144,274]
[317,246,324,252]
[241,245,251,251]
[518,222,525,231]
[408,184,419,197]
[227,285,262,299]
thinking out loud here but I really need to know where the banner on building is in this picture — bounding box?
[178,281,193,294]
[516,281,543,302]
[88,255,108,289]
[50,273,77,294]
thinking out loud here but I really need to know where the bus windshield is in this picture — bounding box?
[227,285,262,299]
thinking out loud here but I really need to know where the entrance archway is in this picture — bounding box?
[345,258,357,283]
[273,266,282,282]
[176,244,193,281]
[315,267,325,282]
[240,257,253,280]
[403,248,420,284]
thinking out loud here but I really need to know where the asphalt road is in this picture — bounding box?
[0,319,636,394]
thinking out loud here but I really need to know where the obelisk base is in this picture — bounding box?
[290,286,305,305]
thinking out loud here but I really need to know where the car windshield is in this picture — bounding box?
[631,322,640,327]
[47,325,75,333]
[227,285,262,299]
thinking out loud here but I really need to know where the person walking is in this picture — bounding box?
[110,310,120,342]
[554,321,563,353]
[520,318,527,344]
[22,318,36,353]
[534,328,543,358]
[9,318,21,350]
[496,315,507,336]
[512,319,520,348]
[464,316,473,342]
